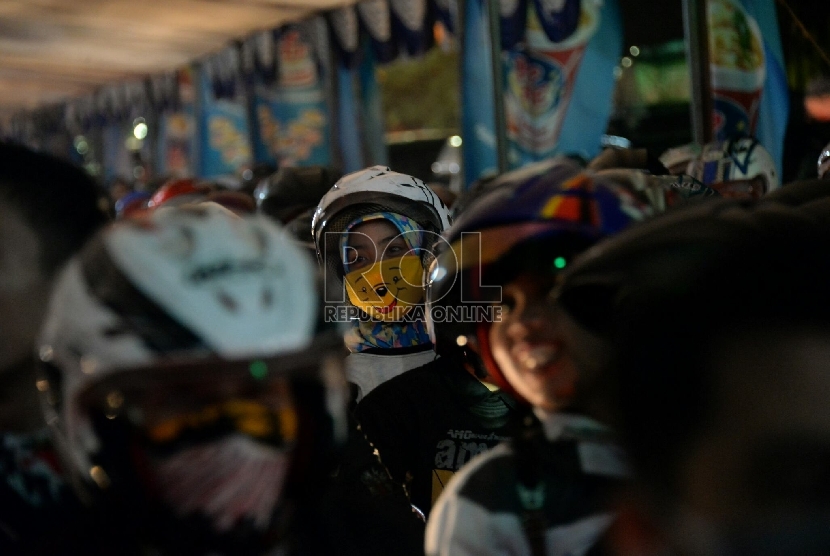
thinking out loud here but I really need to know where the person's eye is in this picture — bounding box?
[346,253,370,270]
[344,250,359,264]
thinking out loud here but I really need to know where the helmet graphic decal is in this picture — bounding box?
[153,434,291,532]
[688,137,779,198]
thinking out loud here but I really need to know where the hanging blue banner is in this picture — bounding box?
[156,68,197,177]
[707,0,788,177]
[337,64,365,173]
[359,41,389,166]
[503,0,621,167]
[102,123,131,181]
[461,0,498,186]
[198,62,253,179]
[157,112,196,177]
[389,0,433,56]
[557,0,622,160]
[253,26,332,167]
[358,0,398,63]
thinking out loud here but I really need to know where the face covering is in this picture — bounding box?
[340,212,432,352]
[344,254,425,322]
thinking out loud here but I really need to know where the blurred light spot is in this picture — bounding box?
[449,135,463,148]
[90,466,111,489]
[107,391,124,409]
[429,265,447,283]
[125,136,143,151]
[250,360,268,380]
[805,95,830,122]
[133,122,148,140]
[621,57,633,68]
[456,335,468,347]
[80,356,97,375]
[629,46,640,56]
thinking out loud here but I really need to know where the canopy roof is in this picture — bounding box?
[0,0,356,113]
[1,0,827,115]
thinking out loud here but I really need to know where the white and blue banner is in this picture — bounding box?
[462,0,622,183]
[707,0,788,177]
[460,0,499,186]
[198,51,253,178]
[102,122,132,181]
[156,68,196,177]
[360,41,390,166]
[336,64,365,173]
[553,0,622,162]
[502,0,621,167]
[358,0,399,63]
[252,22,332,167]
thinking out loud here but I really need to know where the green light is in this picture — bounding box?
[553,257,567,270]
[249,360,268,380]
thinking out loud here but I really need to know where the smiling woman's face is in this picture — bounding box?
[488,273,611,413]
[344,219,409,271]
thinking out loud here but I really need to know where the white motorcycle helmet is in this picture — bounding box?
[818,142,830,179]
[312,165,452,292]
[37,204,348,553]
[686,137,779,199]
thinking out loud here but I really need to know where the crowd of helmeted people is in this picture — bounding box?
[2,134,830,556]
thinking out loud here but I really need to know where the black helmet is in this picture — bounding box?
[255,166,342,224]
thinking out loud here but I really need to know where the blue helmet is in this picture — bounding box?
[424,161,651,399]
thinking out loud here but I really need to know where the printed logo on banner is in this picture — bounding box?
[503,3,599,163]
[708,0,766,140]
[198,47,254,178]
[505,50,566,150]
[161,114,194,176]
[209,115,252,168]
[254,27,331,167]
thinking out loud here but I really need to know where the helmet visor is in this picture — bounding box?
[73,334,348,551]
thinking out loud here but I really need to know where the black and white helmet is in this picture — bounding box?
[311,165,452,289]
[818,142,830,179]
[686,137,779,198]
[37,204,348,553]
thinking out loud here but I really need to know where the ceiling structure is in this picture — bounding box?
[0,0,356,114]
[1,0,828,116]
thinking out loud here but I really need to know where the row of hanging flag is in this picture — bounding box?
[1,0,789,188]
